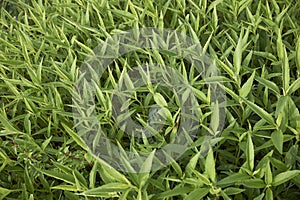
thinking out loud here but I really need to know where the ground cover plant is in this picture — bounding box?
[0,0,300,199]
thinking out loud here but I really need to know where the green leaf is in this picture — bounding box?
[234,31,243,77]
[109,9,137,20]
[246,132,254,171]
[41,136,52,151]
[241,97,276,127]
[184,188,210,200]
[282,46,290,93]
[253,193,265,200]
[39,170,75,185]
[217,173,250,187]
[153,93,168,107]
[0,187,13,200]
[61,123,88,151]
[255,76,280,95]
[265,162,273,185]
[95,156,131,185]
[239,71,255,98]
[0,111,21,134]
[234,29,249,79]
[285,144,298,168]
[223,187,245,195]
[220,190,231,200]
[241,178,265,188]
[296,37,300,72]
[269,157,289,171]
[191,170,210,186]
[73,170,88,189]
[51,185,80,191]
[185,152,200,175]
[210,101,220,135]
[29,194,34,200]
[140,150,155,173]
[25,167,34,194]
[81,183,131,196]
[266,188,273,200]
[215,59,235,80]
[271,130,283,154]
[89,161,97,188]
[253,51,277,62]
[287,77,300,95]
[163,151,183,177]
[138,150,155,187]
[205,148,216,183]
[24,114,31,135]
[223,85,240,102]
[277,28,284,60]
[207,0,223,12]
[272,170,300,186]
[119,189,131,200]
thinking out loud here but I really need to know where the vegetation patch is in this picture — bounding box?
[0,0,299,199]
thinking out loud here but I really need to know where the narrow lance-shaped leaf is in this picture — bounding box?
[282,46,290,94]
[81,182,132,197]
[39,169,75,185]
[296,37,300,73]
[185,151,201,176]
[246,132,254,171]
[239,71,255,98]
[210,101,219,135]
[241,97,276,127]
[61,123,88,151]
[0,187,13,200]
[266,188,273,200]
[233,30,243,79]
[276,28,284,60]
[154,93,168,107]
[217,173,251,187]
[272,170,300,186]
[96,156,131,185]
[255,76,280,95]
[265,161,272,185]
[287,77,300,95]
[205,148,216,183]
[0,111,22,134]
[25,167,34,193]
[138,150,156,187]
[271,130,283,154]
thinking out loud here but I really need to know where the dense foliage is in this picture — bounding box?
[0,0,299,199]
